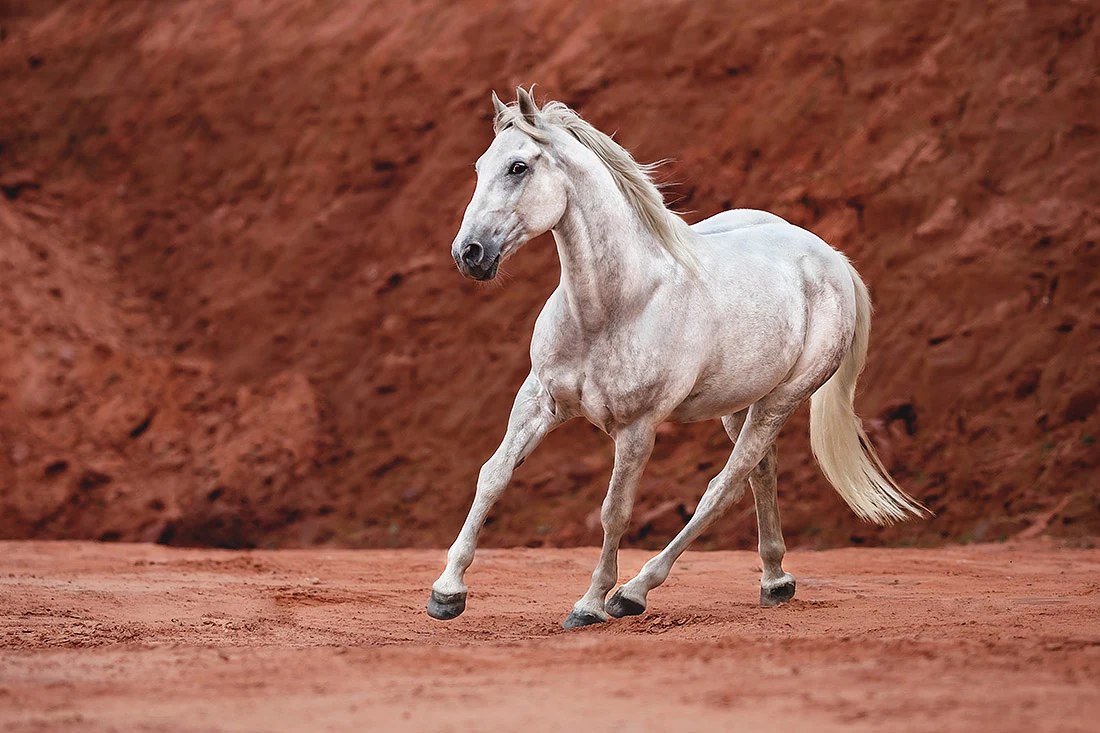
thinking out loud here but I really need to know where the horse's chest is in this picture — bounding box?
[535,343,665,432]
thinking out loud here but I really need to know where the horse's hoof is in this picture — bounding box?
[760,575,796,607]
[562,609,608,630]
[426,590,467,620]
[605,588,646,618]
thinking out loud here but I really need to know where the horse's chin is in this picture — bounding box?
[462,254,501,281]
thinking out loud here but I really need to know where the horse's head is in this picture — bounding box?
[450,88,568,281]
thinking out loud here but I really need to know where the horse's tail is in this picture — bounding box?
[808,262,929,525]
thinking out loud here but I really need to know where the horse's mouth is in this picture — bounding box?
[468,253,501,281]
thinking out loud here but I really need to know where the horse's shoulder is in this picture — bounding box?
[531,288,573,353]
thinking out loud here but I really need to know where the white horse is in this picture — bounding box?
[428,88,927,629]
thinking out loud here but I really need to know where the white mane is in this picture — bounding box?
[494,96,699,271]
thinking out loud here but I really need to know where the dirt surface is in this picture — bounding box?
[1,0,1099,550]
[0,540,1097,731]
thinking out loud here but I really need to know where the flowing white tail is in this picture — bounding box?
[809,264,930,525]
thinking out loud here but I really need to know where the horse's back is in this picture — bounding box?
[680,208,859,407]
[690,209,789,237]
[691,209,851,288]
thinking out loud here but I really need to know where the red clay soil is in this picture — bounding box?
[1,540,1098,731]
[1,1,1098,550]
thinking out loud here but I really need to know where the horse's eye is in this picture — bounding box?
[508,161,528,175]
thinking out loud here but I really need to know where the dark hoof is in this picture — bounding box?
[562,610,607,630]
[605,588,646,618]
[760,576,796,607]
[426,590,467,620]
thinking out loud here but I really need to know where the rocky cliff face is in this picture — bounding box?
[1,0,1097,548]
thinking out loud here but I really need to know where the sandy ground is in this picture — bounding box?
[1,541,1098,732]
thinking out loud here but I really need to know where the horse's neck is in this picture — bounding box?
[551,182,668,331]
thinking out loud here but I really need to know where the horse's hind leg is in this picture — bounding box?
[721,413,795,606]
[606,392,802,618]
[563,422,656,629]
[750,445,796,605]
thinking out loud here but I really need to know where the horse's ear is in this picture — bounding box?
[516,86,539,124]
[491,90,507,120]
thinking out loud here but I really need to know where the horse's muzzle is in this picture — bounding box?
[454,240,501,281]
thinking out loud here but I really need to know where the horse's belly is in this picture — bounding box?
[667,393,749,423]
[666,336,803,423]
[666,378,772,423]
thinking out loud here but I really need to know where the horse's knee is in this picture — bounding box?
[600,494,634,535]
[477,456,509,487]
[602,516,629,539]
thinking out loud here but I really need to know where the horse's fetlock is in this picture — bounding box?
[591,566,616,589]
[760,540,786,562]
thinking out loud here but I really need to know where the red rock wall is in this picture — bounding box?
[1,0,1097,548]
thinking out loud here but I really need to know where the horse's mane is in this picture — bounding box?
[494,96,699,272]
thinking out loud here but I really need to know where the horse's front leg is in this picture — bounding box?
[427,373,561,620]
[562,422,656,629]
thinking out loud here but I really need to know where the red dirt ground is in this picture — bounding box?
[1,1,1098,550]
[1,540,1099,732]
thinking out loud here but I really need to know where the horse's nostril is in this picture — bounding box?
[462,242,485,268]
